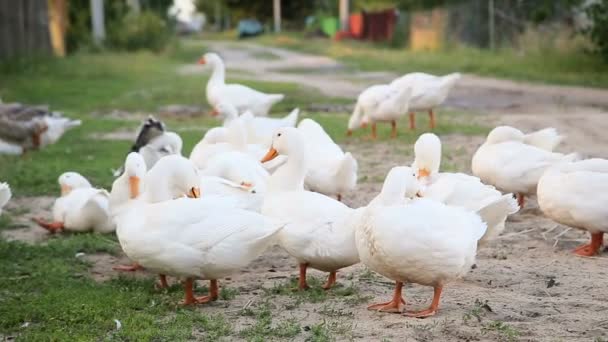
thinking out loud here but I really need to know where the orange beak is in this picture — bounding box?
[346,130,353,137]
[210,108,219,117]
[60,185,72,196]
[197,57,206,65]
[187,187,201,198]
[417,168,430,179]
[129,176,140,199]
[240,181,253,189]
[261,147,279,163]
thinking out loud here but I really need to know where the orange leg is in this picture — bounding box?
[113,262,144,272]
[337,194,342,202]
[429,109,436,129]
[409,112,416,130]
[367,281,405,313]
[182,279,219,305]
[404,285,442,318]
[390,120,397,138]
[32,218,64,233]
[516,193,525,208]
[322,271,337,290]
[573,232,604,257]
[296,263,310,290]
[157,274,169,289]
[371,123,377,140]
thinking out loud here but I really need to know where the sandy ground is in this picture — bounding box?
[4,42,608,341]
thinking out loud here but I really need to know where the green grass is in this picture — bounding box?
[245,32,608,89]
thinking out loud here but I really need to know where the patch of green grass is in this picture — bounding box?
[219,286,239,300]
[237,301,302,341]
[482,321,521,342]
[0,237,219,340]
[248,32,608,88]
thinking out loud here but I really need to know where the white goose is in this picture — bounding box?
[260,127,359,290]
[347,84,396,138]
[111,153,283,305]
[199,52,284,117]
[355,166,511,317]
[298,118,358,201]
[34,172,115,233]
[0,182,11,216]
[239,108,299,148]
[390,72,461,130]
[538,158,608,256]
[472,126,578,208]
[413,133,519,242]
[139,131,183,171]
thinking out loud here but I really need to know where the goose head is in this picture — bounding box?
[125,152,147,199]
[197,52,222,67]
[261,127,308,192]
[412,133,441,181]
[145,155,201,202]
[485,126,525,145]
[371,166,420,206]
[58,172,92,196]
[261,127,306,163]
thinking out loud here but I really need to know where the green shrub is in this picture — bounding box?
[107,11,170,52]
[586,0,608,62]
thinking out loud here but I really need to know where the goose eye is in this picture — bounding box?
[277,133,282,137]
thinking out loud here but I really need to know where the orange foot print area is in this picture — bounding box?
[367,281,405,313]
[113,263,144,272]
[403,285,442,318]
[32,218,64,233]
[182,279,219,305]
[573,232,604,257]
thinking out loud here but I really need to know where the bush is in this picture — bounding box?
[585,0,608,61]
[107,11,170,52]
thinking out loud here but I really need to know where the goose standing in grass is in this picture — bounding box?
[34,172,115,234]
[390,72,461,130]
[298,118,358,201]
[537,158,608,257]
[199,52,284,117]
[0,103,81,155]
[472,126,578,208]
[0,182,11,216]
[260,127,359,290]
[355,166,513,317]
[347,84,397,138]
[110,153,283,305]
[413,133,519,242]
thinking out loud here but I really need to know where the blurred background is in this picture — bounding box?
[1,0,607,64]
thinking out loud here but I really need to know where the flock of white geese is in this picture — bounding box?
[1,52,606,318]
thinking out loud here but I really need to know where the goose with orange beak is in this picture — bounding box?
[412,133,519,244]
[355,166,511,318]
[111,153,283,305]
[33,172,115,234]
[261,127,359,291]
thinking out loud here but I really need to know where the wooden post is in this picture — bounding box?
[214,0,221,31]
[48,0,67,57]
[339,0,349,31]
[91,0,106,45]
[273,0,281,33]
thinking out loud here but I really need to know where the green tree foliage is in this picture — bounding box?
[585,0,608,61]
